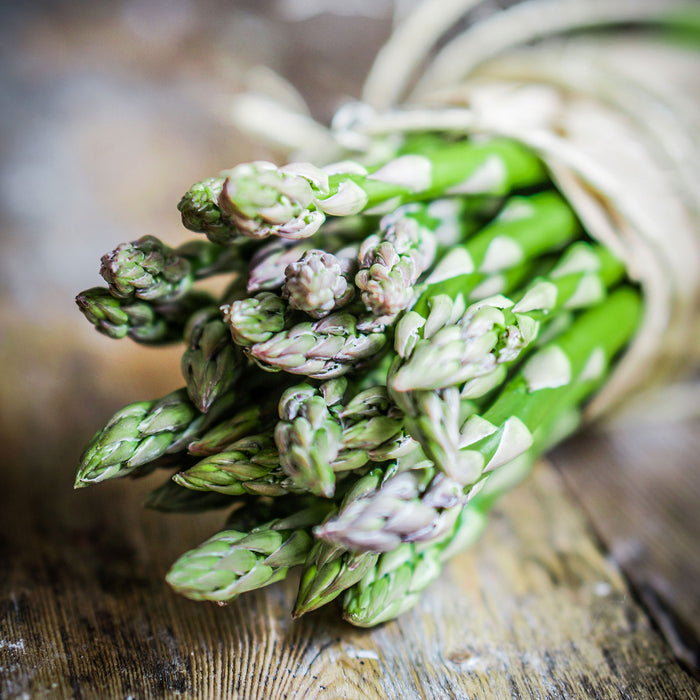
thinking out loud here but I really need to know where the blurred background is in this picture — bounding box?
[0,0,405,476]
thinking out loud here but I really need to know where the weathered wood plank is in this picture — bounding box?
[551,418,700,671]
[2,442,697,698]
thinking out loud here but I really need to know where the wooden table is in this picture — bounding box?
[1,365,698,698]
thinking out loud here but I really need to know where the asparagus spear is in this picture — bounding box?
[247,311,387,379]
[201,137,546,242]
[100,235,239,302]
[410,190,580,317]
[247,240,314,293]
[222,292,287,347]
[294,543,378,618]
[174,434,296,497]
[186,406,269,457]
[181,307,245,412]
[282,249,355,318]
[76,287,214,344]
[292,468,386,616]
[315,468,464,552]
[177,176,239,246]
[165,521,312,602]
[75,389,206,487]
[274,379,346,498]
[390,241,625,399]
[100,235,194,302]
[355,202,439,318]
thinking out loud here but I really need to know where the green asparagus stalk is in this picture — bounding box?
[274,379,347,497]
[100,235,239,303]
[355,202,439,318]
[282,249,355,318]
[247,311,387,379]
[186,405,269,457]
[177,176,239,246]
[205,137,546,241]
[174,434,295,497]
[75,389,207,487]
[100,235,193,302]
[294,544,379,618]
[165,521,312,602]
[315,468,464,552]
[181,307,245,412]
[389,241,625,399]
[335,385,417,462]
[222,292,287,347]
[76,287,214,344]
[247,240,314,293]
[410,190,580,316]
[292,469,386,616]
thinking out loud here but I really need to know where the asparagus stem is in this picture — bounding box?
[213,137,546,241]
[76,287,214,344]
[100,235,239,301]
[165,521,312,602]
[283,249,355,318]
[181,307,245,413]
[222,292,287,347]
[390,241,625,397]
[174,434,295,497]
[177,176,239,245]
[294,543,378,618]
[292,469,387,616]
[247,240,314,293]
[355,202,439,318]
[247,311,387,379]
[100,235,194,302]
[185,372,291,456]
[75,389,206,487]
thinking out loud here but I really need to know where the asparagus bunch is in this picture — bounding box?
[75,131,642,626]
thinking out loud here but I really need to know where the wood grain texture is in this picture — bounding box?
[551,418,700,671]
[1,436,698,698]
